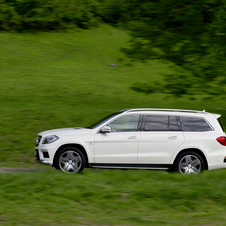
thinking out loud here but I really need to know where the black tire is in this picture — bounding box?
[54,147,86,174]
[174,151,204,175]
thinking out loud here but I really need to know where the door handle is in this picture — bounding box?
[128,136,137,140]
[168,136,177,140]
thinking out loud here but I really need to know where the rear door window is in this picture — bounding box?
[144,115,181,131]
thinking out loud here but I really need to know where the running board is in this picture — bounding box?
[89,163,171,170]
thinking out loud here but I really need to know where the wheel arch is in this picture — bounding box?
[173,148,208,170]
[53,144,90,168]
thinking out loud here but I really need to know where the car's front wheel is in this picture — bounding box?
[175,151,204,175]
[54,147,85,173]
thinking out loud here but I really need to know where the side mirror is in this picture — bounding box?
[101,126,111,133]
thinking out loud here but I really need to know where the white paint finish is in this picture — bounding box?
[94,132,140,163]
[181,131,226,167]
[138,132,184,164]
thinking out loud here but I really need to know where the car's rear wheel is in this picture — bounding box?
[54,147,85,173]
[175,151,204,175]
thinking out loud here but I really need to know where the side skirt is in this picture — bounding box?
[89,163,172,170]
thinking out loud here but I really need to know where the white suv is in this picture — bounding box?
[35,109,226,175]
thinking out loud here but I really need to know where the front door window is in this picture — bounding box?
[108,115,140,132]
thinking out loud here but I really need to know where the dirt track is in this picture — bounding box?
[0,167,44,173]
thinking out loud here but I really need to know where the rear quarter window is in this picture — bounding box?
[180,117,212,132]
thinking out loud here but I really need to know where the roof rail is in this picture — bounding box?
[120,108,208,114]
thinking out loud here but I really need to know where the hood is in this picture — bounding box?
[39,127,91,137]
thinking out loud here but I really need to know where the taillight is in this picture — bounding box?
[216,136,226,146]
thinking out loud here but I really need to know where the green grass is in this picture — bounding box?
[1,24,226,167]
[1,169,226,225]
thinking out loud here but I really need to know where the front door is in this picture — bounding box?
[94,115,140,163]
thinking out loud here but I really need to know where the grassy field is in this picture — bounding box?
[1,169,226,225]
[1,24,226,225]
[1,24,226,167]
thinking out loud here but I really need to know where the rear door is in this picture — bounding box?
[138,115,184,164]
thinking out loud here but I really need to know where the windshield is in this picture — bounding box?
[86,112,120,129]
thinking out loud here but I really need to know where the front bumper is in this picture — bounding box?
[35,148,53,166]
[35,159,52,165]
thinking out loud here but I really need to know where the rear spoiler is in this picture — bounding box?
[212,113,221,119]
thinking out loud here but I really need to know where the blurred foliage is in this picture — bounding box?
[97,0,138,26]
[0,0,138,31]
[0,0,101,30]
[121,0,226,98]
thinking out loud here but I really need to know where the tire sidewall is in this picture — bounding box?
[174,151,204,175]
[54,147,86,173]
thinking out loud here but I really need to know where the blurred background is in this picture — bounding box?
[1,0,226,225]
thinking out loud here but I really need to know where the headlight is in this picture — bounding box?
[42,135,59,144]
[35,136,42,146]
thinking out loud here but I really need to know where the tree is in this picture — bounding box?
[122,0,226,98]
[0,0,100,31]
